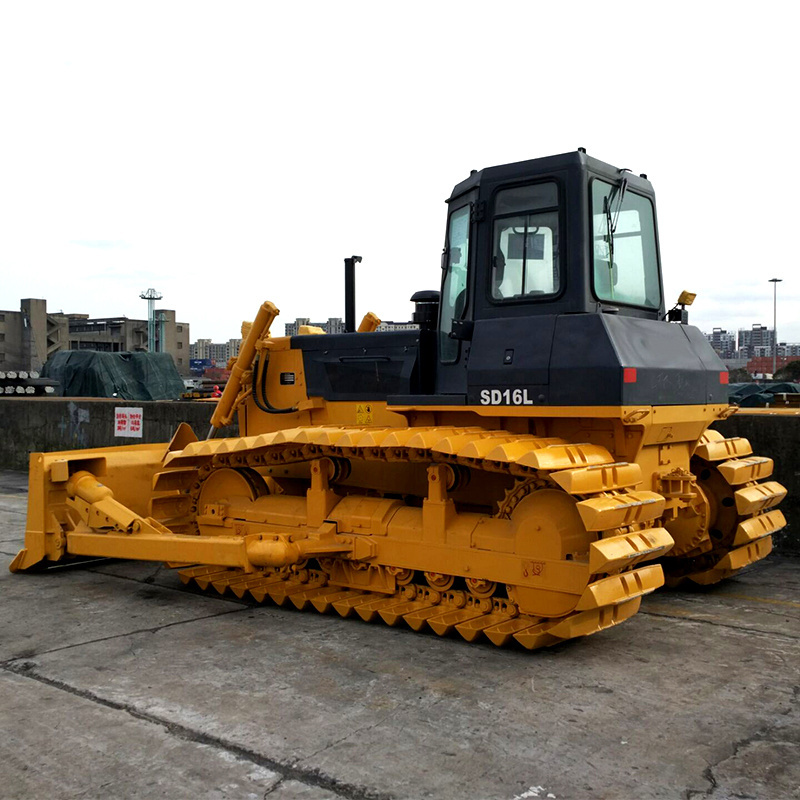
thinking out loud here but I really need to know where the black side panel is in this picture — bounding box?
[295,331,435,402]
[548,316,727,406]
[466,316,555,405]
[548,315,622,405]
[681,324,729,403]
[605,316,711,405]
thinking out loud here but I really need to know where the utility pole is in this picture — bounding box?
[769,278,782,378]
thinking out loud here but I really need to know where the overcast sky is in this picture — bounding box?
[1,1,797,345]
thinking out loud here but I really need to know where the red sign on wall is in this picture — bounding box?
[115,407,144,438]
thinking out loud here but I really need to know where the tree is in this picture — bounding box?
[728,367,752,383]
[774,360,800,382]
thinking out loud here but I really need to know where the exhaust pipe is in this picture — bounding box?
[344,255,362,332]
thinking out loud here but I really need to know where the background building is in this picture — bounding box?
[284,317,346,336]
[0,298,190,375]
[737,324,775,359]
[189,338,242,365]
[284,317,418,335]
[0,299,70,372]
[705,328,737,359]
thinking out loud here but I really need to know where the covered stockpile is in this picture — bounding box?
[42,351,185,400]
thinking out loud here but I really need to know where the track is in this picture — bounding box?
[151,425,676,649]
[662,430,786,585]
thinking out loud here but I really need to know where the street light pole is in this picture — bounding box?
[769,278,782,378]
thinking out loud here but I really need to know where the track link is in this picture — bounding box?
[175,563,654,650]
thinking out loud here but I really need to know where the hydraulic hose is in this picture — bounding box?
[252,354,297,415]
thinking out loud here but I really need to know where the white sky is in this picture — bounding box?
[1,1,798,344]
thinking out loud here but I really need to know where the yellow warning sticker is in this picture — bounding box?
[356,403,373,425]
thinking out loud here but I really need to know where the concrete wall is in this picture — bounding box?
[713,413,799,553]
[0,397,236,471]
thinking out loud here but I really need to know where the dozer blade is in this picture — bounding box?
[11,442,176,573]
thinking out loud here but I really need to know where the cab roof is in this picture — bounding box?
[448,150,654,203]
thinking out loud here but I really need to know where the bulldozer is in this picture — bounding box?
[10,150,787,650]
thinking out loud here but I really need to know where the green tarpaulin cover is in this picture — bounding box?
[42,351,185,400]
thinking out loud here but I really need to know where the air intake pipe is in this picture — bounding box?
[411,290,440,332]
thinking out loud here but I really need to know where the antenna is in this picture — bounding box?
[139,288,163,352]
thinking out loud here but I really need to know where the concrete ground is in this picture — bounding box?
[0,470,798,800]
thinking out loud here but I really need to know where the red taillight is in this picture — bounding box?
[720,371,729,384]
[623,367,637,383]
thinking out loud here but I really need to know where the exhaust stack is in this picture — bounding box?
[344,255,362,332]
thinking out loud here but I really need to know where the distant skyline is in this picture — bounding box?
[1,2,797,344]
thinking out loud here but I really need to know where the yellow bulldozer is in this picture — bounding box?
[11,150,787,650]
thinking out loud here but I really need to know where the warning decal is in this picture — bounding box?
[356,403,373,425]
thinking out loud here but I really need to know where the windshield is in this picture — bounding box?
[439,204,470,362]
[592,179,660,309]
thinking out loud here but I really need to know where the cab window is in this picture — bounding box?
[491,182,559,301]
[592,180,660,309]
[439,204,470,363]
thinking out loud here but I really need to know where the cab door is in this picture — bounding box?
[435,200,474,396]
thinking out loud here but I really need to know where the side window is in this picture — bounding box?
[592,180,660,309]
[491,182,559,301]
[439,205,471,363]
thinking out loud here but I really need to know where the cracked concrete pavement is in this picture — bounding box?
[0,469,798,799]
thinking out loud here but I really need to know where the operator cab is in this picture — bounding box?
[434,149,725,407]
[439,150,663,368]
